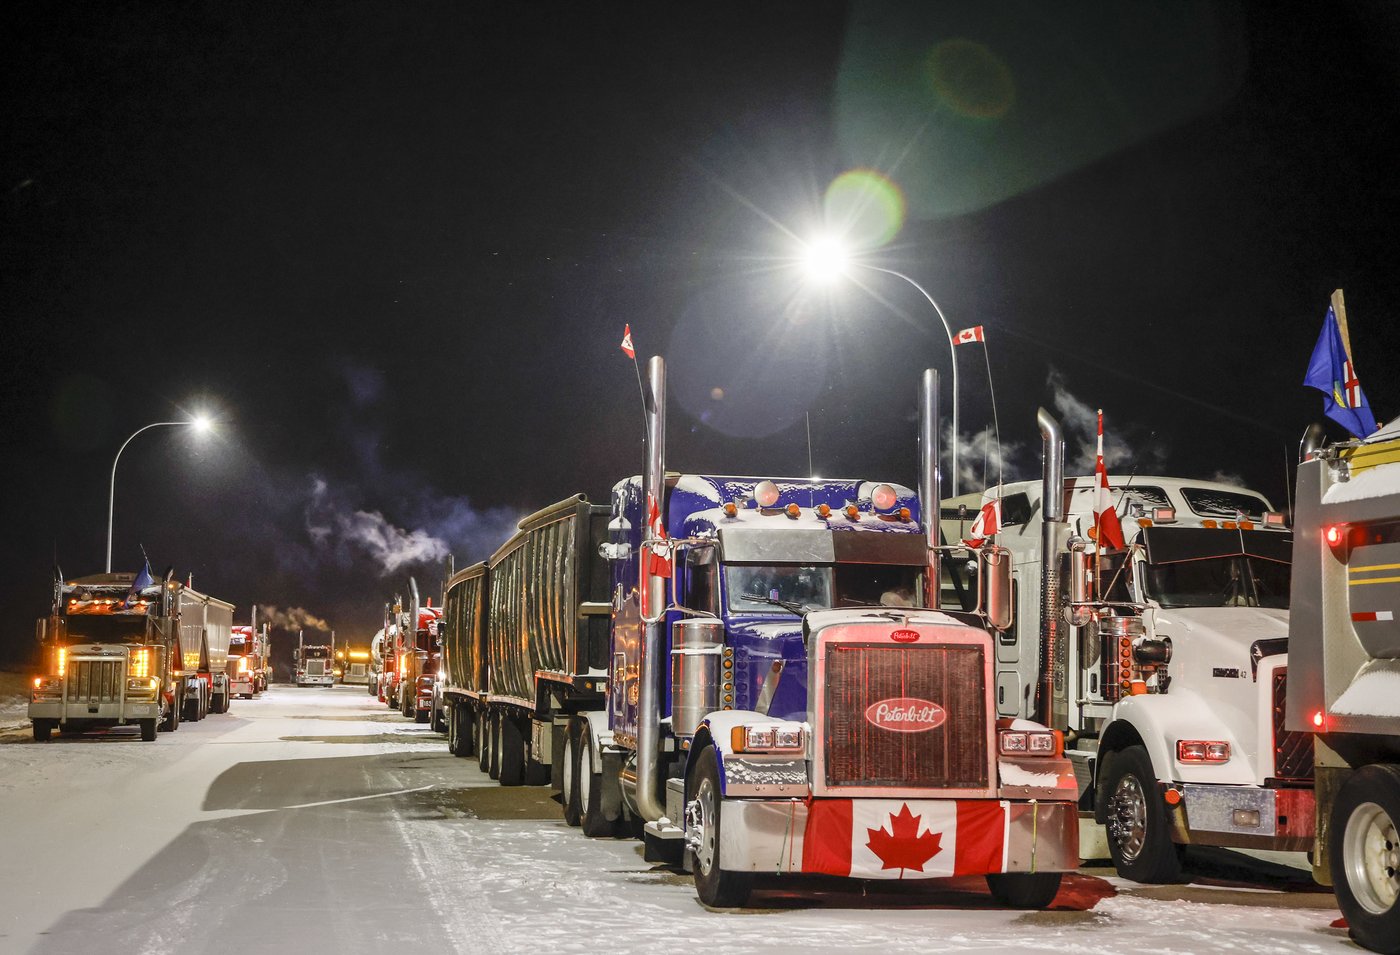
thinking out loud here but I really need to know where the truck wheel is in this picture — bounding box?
[432,704,447,735]
[160,698,180,732]
[986,872,1063,909]
[498,715,526,786]
[562,720,582,826]
[577,723,613,837]
[140,719,157,742]
[32,720,53,742]
[488,712,502,780]
[1330,764,1400,954]
[478,711,492,774]
[1101,745,1184,884]
[368,680,377,696]
[60,722,86,735]
[687,746,752,907]
[415,707,430,724]
[401,686,414,718]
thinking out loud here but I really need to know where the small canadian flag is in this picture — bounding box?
[953,326,985,345]
[1093,409,1125,550]
[962,498,1001,547]
[619,324,635,359]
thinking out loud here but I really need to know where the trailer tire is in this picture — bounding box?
[33,720,53,742]
[689,746,752,907]
[1329,764,1400,954]
[432,703,447,735]
[1101,745,1184,884]
[498,715,526,786]
[577,727,613,837]
[478,711,492,774]
[415,707,429,724]
[401,684,414,718]
[488,712,502,780]
[446,704,463,755]
[562,720,582,826]
[986,872,1063,909]
[139,719,157,742]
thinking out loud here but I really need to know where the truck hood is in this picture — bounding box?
[1149,606,1288,683]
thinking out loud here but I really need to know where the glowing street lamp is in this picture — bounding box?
[105,414,214,572]
[801,238,963,496]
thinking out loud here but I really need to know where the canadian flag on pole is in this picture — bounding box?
[619,324,635,359]
[962,498,1001,548]
[800,799,1007,879]
[953,326,985,345]
[1094,409,1126,550]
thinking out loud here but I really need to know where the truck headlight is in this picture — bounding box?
[126,677,160,695]
[998,728,1062,757]
[730,723,806,753]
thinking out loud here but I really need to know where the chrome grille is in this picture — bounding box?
[1272,668,1314,781]
[69,659,123,704]
[823,642,988,790]
[306,661,326,676]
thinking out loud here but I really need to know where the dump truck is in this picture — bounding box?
[229,618,270,698]
[1288,417,1400,953]
[30,568,233,740]
[439,361,1078,907]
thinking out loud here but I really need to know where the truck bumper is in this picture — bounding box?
[28,701,158,722]
[298,676,334,686]
[718,797,1078,878]
[231,679,255,696]
[1177,784,1314,851]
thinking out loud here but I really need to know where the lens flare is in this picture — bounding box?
[927,39,1015,120]
[822,169,906,251]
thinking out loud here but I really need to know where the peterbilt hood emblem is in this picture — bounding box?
[865,697,946,732]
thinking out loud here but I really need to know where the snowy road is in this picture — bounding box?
[0,686,1352,954]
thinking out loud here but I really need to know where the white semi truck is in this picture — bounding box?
[1288,417,1400,953]
[944,410,1311,882]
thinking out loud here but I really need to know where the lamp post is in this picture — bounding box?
[105,415,212,572]
[802,240,963,496]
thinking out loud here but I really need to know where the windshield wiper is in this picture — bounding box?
[739,593,807,615]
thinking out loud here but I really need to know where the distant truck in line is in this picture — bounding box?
[388,586,442,722]
[338,644,372,685]
[1288,417,1400,954]
[944,411,1309,883]
[229,618,271,698]
[294,631,335,687]
[30,568,234,741]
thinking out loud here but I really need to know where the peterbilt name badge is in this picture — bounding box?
[890,629,920,643]
[865,697,946,732]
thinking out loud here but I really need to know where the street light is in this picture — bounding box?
[105,415,214,572]
[801,238,963,496]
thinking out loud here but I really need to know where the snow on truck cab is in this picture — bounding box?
[943,409,1308,884]
[30,569,234,741]
[440,362,1078,909]
[1288,416,1400,954]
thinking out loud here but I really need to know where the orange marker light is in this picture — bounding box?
[1312,710,1324,728]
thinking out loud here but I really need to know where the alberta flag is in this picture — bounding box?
[123,559,155,609]
[1305,306,1378,439]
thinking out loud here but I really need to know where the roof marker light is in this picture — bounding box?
[815,503,831,519]
[785,503,801,519]
[723,502,738,518]
[871,484,898,513]
[844,504,860,521]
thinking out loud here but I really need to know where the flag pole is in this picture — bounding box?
[981,339,1003,494]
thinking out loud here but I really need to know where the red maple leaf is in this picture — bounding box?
[866,804,943,876]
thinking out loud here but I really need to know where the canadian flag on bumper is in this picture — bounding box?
[801,799,1007,879]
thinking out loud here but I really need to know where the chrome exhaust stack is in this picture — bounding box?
[636,355,668,822]
[919,368,942,608]
[1036,408,1068,729]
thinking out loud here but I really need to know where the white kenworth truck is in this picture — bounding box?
[30,571,234,741]
[944,409,1311,883]
[1288,418,1400,954]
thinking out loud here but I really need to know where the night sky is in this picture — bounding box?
[5,1,1399,664]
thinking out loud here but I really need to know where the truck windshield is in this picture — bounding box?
[1143,555,1290,609]
[725,564,922,614]
[60,615,148,643]
[302,647,331,659]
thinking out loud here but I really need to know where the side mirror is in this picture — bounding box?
[982,547,1013,632]
[599,541,632,561]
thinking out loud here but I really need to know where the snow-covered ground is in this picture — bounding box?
[0,686,1349,954]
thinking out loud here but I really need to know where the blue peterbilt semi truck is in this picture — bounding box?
[440,359,1078,907]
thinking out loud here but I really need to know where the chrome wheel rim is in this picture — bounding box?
[562,735,574,806]
[1344,800,1400,916]
[1107,773,1148,862]
[687,776,718,876]
[579,742,593,809]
